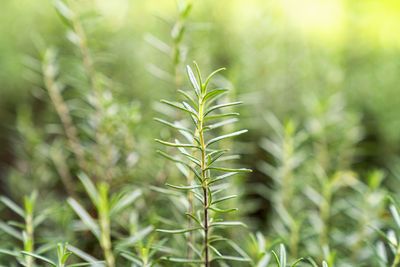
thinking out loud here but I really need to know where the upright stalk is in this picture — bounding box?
[42,50,87,177]
[23,194,36,267]
[198,99,209,266]
[24,210,34,267]
[67,0,100,97]
[98,183,115,267]
[156,63,250,265]
[319,183,332,251]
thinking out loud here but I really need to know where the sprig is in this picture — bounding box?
[156,62,251,266]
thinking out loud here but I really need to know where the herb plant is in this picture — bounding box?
[155,63,251,266]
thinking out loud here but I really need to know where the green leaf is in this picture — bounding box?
[154,118,192,133]
[53,0,73,27]
[155,139,200,149]
[208,166,252,173]
[305,257,318,267]
[160,100,199,120]
[213,255,250,262]
[204,113,239,121]
[77,172,99,208]
[0,222,22,240]
[0,196,24,218]
[166,184,202,191]
[205,101,242,117]
[209,172,238,184]
[193,62,203,91]
[182,102,199,120]
[186,65,201,95]
[177,148,201,166]
[0,248,19,257]
[204,118,238,131]
[280,244,286,267]
[291,258,304,266]
[67,198,100,239]
[389,204,400,229]
[68,263,93,267]
[144,33,171,54]
[116,226,154,250]
[110,189,141,216]
[157,149,187,165]
[157,150,202,181]
[21,251,57,266]
[203,68,225,91]
[157,227,202,234]
[207,150,225,166]
[207,129,248,147]
[66,245,104,266]
[120,252,142,265]
[178,90,198,109]
[202,89,229,104]
[272,251,281,267]
[257,253,271,267]
[162,257,203,263]
[211,195,237,205]
[185,213,203,227]
[209,244,222,256]
[208,207,237,213]
[211,221,246,228]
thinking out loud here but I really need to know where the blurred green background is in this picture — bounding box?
[1,0,400,265]
[1,0,400,167]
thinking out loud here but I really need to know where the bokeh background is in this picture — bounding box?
[1,0,400,266]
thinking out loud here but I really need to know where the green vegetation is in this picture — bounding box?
[1,0,400,266]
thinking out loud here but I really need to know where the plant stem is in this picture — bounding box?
[67,0,100,98]
[100,214,115,267]
[199,96,209,267]
[68,0,116,183]
[25,210,34,267]
[42,52,87,177]
[99,183,115,267]
[319,182,331,252]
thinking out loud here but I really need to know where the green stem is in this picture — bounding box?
[319,183,331,252]
[199,94,209,267]
[25,211,34,267]
[99,184,115,267]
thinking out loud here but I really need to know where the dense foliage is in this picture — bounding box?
[1,0,400,266]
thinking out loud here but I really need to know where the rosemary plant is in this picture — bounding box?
[67,173,152,267]
[155,63,251,266]
[0,192,40,266]
[146,0,192,89]
[21,243,91,267]
[374,196,400,267]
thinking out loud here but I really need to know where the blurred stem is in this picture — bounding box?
[98,183,115,267]
[52,152,76,197]
[319,182,332,252]
[172,2,195,261]
[24,196,35,267]
[67,0,100,99]
[171,1,191,91]
[42,51,87,180]
[289,220,299,259]
[67,0,116,183]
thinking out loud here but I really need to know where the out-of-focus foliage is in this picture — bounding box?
[1,0,400,266]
